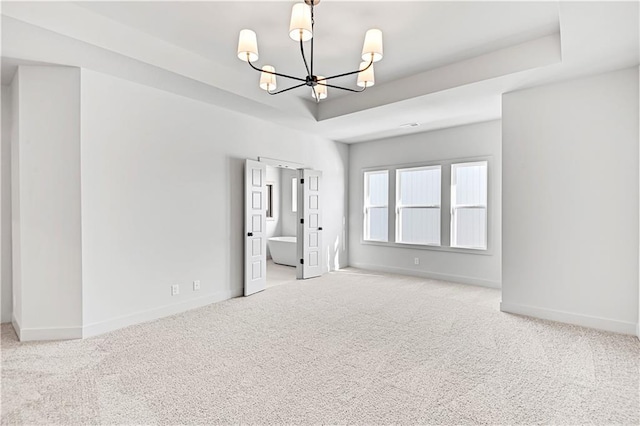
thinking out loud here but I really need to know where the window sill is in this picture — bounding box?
[360,239,493,256]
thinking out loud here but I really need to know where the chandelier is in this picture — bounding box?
[236,0,383,102]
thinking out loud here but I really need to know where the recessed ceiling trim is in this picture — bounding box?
[317,31,562,121]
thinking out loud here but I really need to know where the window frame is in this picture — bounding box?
[360,156,493,256]
[395,165,442,246]
[363,170,389,242]
[266,182,274,220]
[450,161,488,250]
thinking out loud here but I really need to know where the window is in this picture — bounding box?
[361,158,489,253]
[364,170,389,241]
[396,166,441,245]
[451,161,487,249]
[266,183,274,218]
[291,177,297,212]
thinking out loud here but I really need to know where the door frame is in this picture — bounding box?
[243,158,324,296]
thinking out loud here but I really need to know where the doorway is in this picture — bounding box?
[244,158,324,296]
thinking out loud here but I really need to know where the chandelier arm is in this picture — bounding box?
[319,57,374,82]
[299,39,312,79]
[246,59,307,82]
[267,82,308,95]
[322,82,367,93]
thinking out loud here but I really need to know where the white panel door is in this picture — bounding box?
[297,169,323,279]
[244,159,267,296]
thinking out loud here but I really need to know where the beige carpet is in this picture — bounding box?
[1,268,639,425]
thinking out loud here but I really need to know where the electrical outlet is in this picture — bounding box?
[193,280,201,291]
[171,284,179,296]
[414,257,420,265]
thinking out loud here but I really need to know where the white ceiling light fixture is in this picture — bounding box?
[357,61,375,88]
[237,0,383,102]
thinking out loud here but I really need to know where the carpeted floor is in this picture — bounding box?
[1,268,639,424]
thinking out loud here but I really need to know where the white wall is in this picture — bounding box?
[11,66,83,339]
[281,168,298,237]
[502,67,639,335]
[80,69,349,336]
[348,120,502,287]
[1,85,13,323]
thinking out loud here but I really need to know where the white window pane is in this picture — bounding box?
[454,163,487,206]
[454,208,486,249]
[368,172,388,206]
[398,167,441,206]
[395,166,441,245]
[367,207,388,241]
[292,177,297,212]
[399,208,440,245]
[364,171,388,242]
[452,161,487,250]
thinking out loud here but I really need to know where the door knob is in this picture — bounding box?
[247,232,253,237]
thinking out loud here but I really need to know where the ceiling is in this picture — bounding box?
[1,1,638,143]
[74,1,560,97]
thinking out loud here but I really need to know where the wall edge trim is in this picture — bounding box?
[82,290,236,339]
[500,301,637,335]
[348,262,501,289]
[14,319,83,342]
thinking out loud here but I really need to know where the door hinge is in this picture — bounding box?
[300,178,304,184]
[300,218,304,224]
[300,259,304,265]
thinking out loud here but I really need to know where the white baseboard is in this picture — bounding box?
[82,291,235,339]
[500,301,637,335]
[348,262,501,289]
[13,313,83,341]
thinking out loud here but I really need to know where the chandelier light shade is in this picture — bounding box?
[237,29,259,62]
[237,1,383,102]
[289,3,313,42]
[260,66,277,91]
[362,29,383,62]
[357,61,375,88]
[312,76,327,100]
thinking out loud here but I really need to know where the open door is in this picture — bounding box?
[297,169,323,279]
[244,159,267,296]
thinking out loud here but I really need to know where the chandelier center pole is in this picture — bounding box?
[310,1,315,78]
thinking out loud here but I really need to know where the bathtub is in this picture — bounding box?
[268,236,297,267]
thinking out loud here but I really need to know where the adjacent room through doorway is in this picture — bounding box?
[265,163,298,288]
